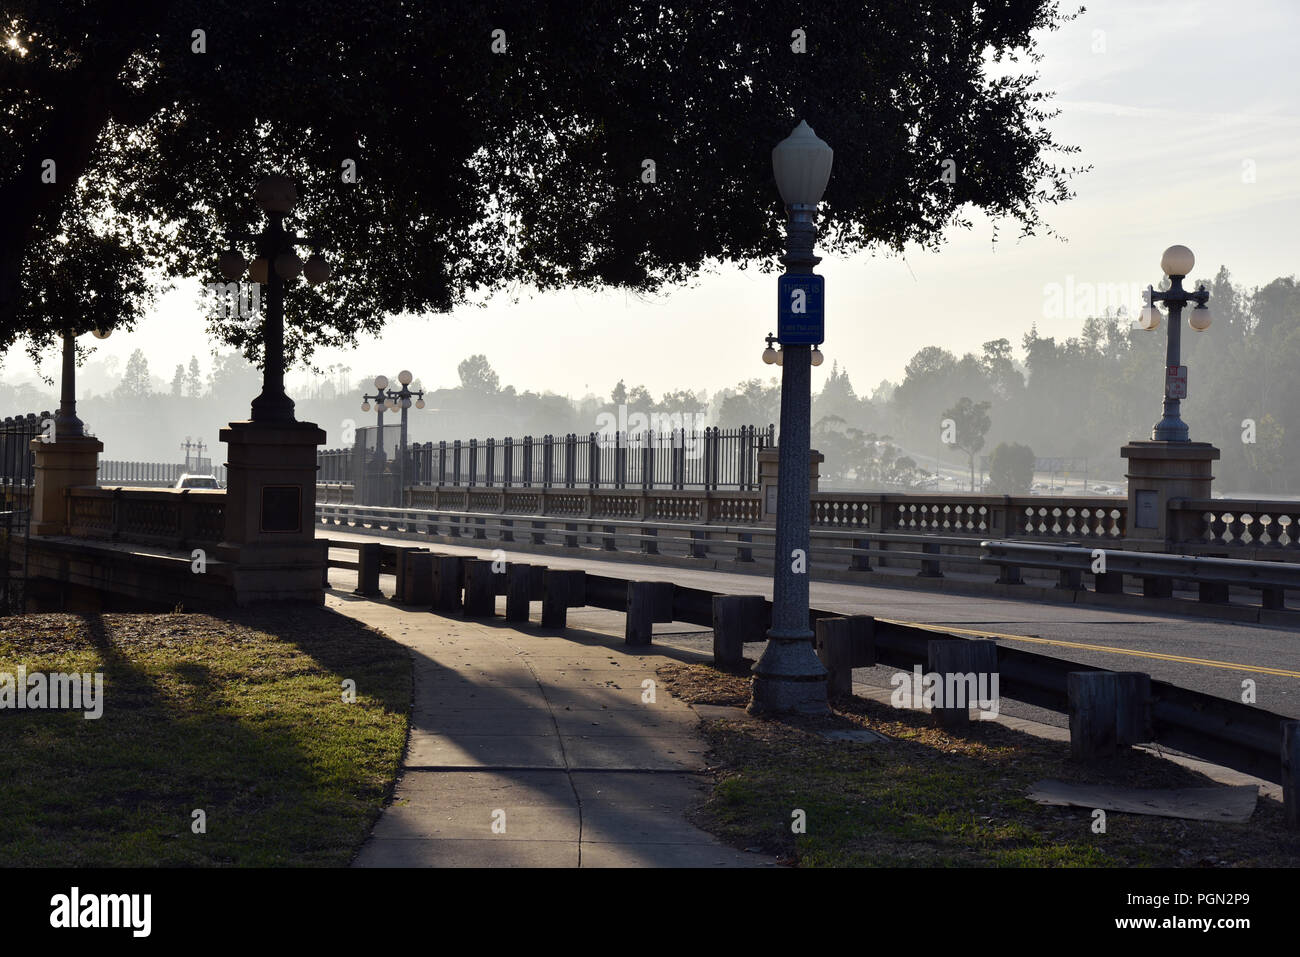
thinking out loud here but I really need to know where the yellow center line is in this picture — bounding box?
[884,619,1300,678]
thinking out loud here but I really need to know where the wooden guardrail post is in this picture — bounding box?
[404,551,435,605]
[689,529,709,559]
[393,547,428,603]
[711,595,766,666]
[354,542,382,597]
[602,524,618,551]
[641,527,659,555]
[736,532,754,563]
[1284,721,1300,831]
[463,558,497,617]
[926,639,998,728]
[506,563,544,622]
[431,555,463,611]
[541,569,586,628]
[531,520,547,545]
[815,615,876,697]
[625,581,674,646]
[850,538,871,571]
[563,522,578,548]
[1067,671,1151,760]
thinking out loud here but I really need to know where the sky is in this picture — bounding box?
[12,0,1300,403]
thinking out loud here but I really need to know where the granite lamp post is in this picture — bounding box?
[214,174,333,603]
[749,120,833,716]
[1121,244,1219,546]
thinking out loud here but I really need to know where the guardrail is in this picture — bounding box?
[319,537,1300,817]
[981,540,1300,610]
[67,486,226,549]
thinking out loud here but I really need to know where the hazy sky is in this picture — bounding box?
[13,0,1300,402]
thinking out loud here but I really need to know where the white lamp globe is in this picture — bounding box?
[762,346,778,364]
[811,347,824,367]
[361,401,370,412]
[254,174,298,215]
[91,327,112,340]
[303,254,331,286]
[400,397,411,409]
[1189,303,1212,331]
[218,250,247,281]
[775,348,784,366]
[415,398,425,409]
[374,375,388,391]
[398,369,413,386]
[772,120,834,207]
[1139,304,1162,331]
[1160,244,1195,277]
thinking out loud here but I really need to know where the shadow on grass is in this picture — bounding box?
[0,607,411,867]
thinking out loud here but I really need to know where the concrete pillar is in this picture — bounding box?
[217,420,326,604]
[1120,441,1219,547]
[29,434,103,536]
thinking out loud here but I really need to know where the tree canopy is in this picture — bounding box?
[2,0,1082,366]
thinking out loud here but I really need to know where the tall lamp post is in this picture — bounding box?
[1135,244,1212,441]
[361,375,391,461]
[53,326,111,440]
[217,174,331,423]
[749,120,833,716]
[388,370,426,493]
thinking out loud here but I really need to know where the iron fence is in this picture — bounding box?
[318,425,775,492]
[99,460,228,486]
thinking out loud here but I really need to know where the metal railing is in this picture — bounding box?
[318,425,776,492]
[98,460,228,488]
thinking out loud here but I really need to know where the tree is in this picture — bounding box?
[942,397,992,491]
[185,355,203,398]
[457,355,499,394]
[170,363,184,397]
[117,349,152,398]
[0,2,1081,365]
[988,442,1035,494]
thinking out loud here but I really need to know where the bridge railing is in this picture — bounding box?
[67,486,225,549]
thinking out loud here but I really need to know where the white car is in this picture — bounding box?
[175,473,221,490]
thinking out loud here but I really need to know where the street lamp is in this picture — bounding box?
[1137,244,1211,442]
[53,325,112,440]
[749,120,833,716]
[217,174,331,423]
[360,371,424,497]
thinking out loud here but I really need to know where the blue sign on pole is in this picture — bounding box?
[777,274,825,344]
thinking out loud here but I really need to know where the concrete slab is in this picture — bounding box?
[562,735,708,771]
[354,838,579,868]
[405,732,566,768]
[371,804,581,841]
[571,772,712,810]
[578,841,767,868]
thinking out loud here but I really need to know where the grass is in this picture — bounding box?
[0,608,411,866]
[658,661,1300,867]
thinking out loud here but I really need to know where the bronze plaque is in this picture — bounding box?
[261,485,302,533]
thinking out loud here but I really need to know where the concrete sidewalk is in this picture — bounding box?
[330,585,773,868]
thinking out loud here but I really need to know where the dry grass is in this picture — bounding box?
[658,662,1300,867]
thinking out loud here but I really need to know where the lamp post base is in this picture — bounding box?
[749,633,829,715]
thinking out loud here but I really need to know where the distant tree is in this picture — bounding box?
[942,397,992,491]
[659,389,704,414]
[988,442,1035,494]
[457,355,499,394]
[185,356,203,398]
[626,384,653,408]
[207,350,262,404]
[117,349,153,398]
[170,363,184,397]
[611,380,628,405]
